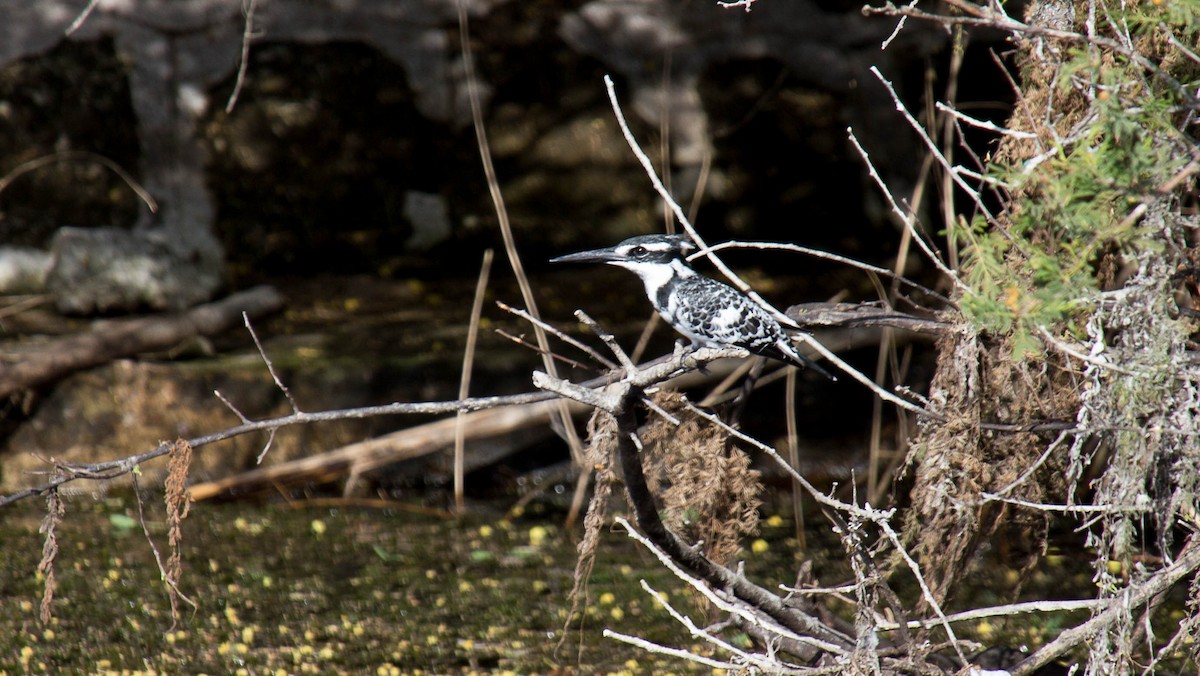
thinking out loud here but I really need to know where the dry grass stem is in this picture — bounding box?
[455,249,494,513]
[458,2,587,524]
[784,368,807,551]
[0,150,158,213]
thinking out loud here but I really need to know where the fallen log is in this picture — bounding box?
[0,286,285,398]
[186,397,586,501]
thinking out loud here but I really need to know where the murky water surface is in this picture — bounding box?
[1,495,824,674]
[2,490,1187,674]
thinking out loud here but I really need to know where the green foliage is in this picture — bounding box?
[953,16,1196,356]
[1123,0,1200,36]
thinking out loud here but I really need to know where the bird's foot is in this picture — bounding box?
[675,340,709,374]
[672,339,690,364]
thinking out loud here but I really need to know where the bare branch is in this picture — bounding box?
[497,301,617,370]
[224,0,261,113]
[0,390,554,508]
[1013,536,1200,675]
[575,310,637,373]
[602,74,802,330]
[846,128,967,292]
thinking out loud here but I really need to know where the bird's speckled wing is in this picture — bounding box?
[670,275,787,351]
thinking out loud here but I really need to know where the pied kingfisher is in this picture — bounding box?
[551,234,834,379]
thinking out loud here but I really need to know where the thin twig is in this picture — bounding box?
[978,493,1152,514]
[989,429,1071,497]
[255,427,277,465]
[846,128,966,292]
[678,396,896,524]
[243,312,300,412]
[794,335,938,418]
[934,101,1038,139]
[65,0,102,35]
[575,310,637,373]
[495,300,615,368]
[493,329,596,372]
[613,516,849,657]
[132,473,197,626]
[880,0,919,49]
[603,629,742,670]
[213,390,251,424]
[694,240,951,305]
[900,598,1103,629]
[870,66,998,229]
[877,520,967,664]
[638,580,756,663]
[1037,325,1145,377]
[225,0,260,113]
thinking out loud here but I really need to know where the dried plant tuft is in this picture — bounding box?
[642,391,762,566]
[560,409,619,652]
[164,439,194,623]
[37,486,65,624]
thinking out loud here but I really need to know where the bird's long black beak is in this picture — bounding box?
[549,246,622,264]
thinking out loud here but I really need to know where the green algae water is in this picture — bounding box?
[1,491,1154,674]
[0,495,810,674]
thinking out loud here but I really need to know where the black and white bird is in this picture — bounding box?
[551,234,834,379]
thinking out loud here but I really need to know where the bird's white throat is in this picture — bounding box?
[610,258,693,301]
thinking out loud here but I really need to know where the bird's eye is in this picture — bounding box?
[629,246,647,257]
